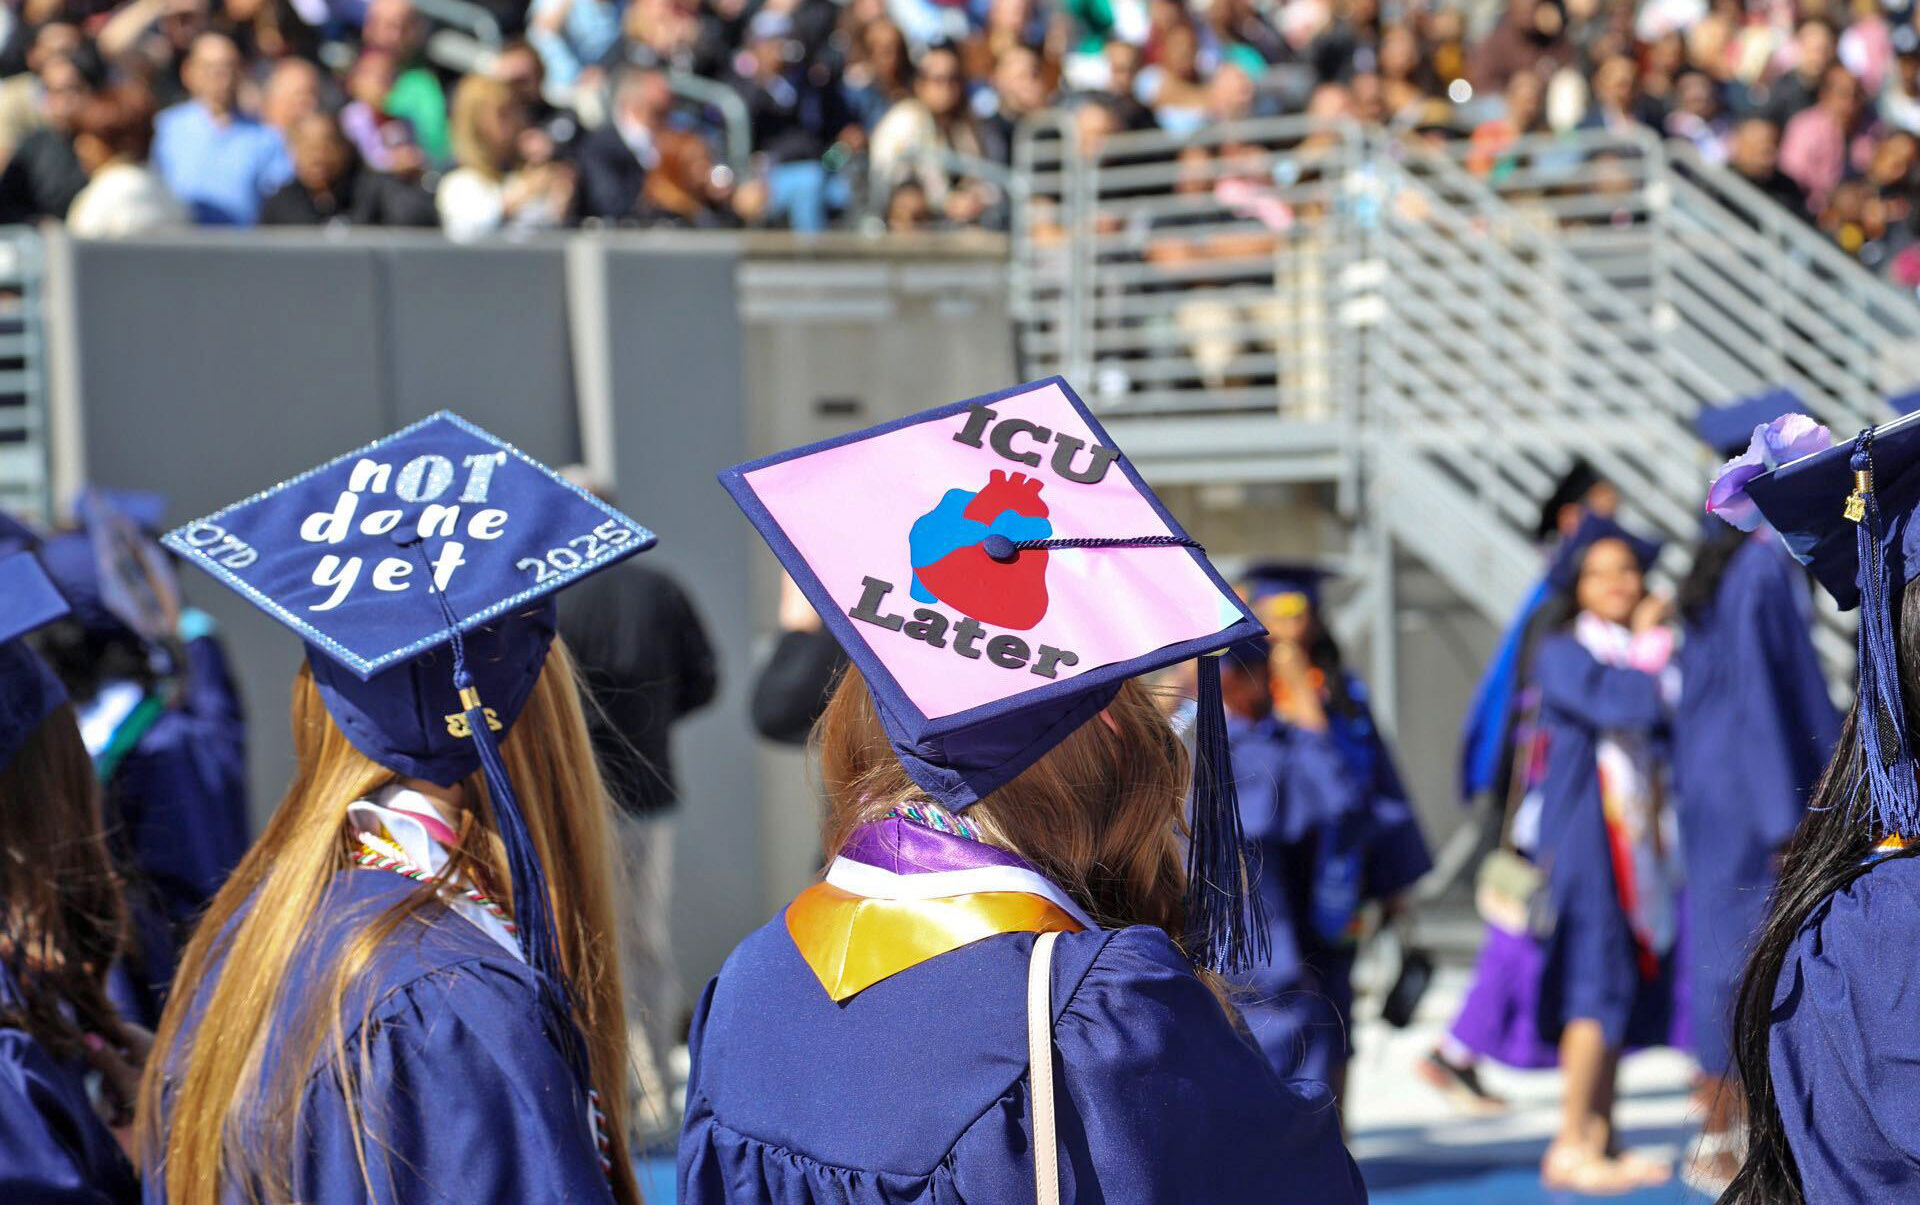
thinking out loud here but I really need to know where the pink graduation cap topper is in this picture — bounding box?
[723,377,1272,971]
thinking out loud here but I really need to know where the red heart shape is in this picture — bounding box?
[915,470,1052,631]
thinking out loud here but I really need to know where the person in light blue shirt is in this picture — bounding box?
[528,0,622,89]
[151,32,293,225]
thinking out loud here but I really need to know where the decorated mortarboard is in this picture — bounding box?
[1543,513,1663,593]
[0,551,74,768]
[73,487,167,535]
[163,411,655,1056]
[1711,414,1920,831]
[1241,561,1333,625]
[1695,387,1804,458]
[720,376,1269,971]
[42,488,183,649]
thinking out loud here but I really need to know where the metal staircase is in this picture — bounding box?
[1009,115,1909,686]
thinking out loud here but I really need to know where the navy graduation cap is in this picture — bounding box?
[1241,561,1332,625]
[1696,387,1804,458]
[1742,412,1920,835]
[1545,513,1662,593]
[720,377,1270,972]
[0,551,74,768]
[164,411,655,1008]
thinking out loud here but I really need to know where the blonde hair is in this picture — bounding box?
[818,672,1195,944]
[137,637,641,1205]
[448,73,515,177]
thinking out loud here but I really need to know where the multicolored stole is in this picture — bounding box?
[787,816,1092,1001]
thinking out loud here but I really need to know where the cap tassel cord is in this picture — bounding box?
[1846,434,1920,836]
[406,540,590,1082]
[1190,654,1271,975]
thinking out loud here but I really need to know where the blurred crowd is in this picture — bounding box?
[0,0,1915,254]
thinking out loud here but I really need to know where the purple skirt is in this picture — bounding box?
[1447,924,1561,1070]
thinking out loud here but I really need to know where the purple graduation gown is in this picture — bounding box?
[0,967,138,1204]
[678,823,1365,1205]
[1770,852,1920,1200]
[1674,536,1838,1076]
[145,870,611,1204]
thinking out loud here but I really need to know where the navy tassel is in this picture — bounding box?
[1188,654,1271,974]
[1847,433,1920,836]
[410,538,589,1081]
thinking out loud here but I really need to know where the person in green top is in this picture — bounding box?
[363,0,451,163]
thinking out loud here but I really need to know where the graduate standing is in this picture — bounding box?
[1716,412,1920,1204]
[137,414,646,1204]
[0,551,142,1204]
[1674,397,1839,1195]
[36,493,250,1026]
[1529,516,1680,1194]
[1234,566,1432,1106]
[682,378,1363,1203]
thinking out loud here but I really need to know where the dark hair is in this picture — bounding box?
[75,84,158,162]
[1300,608,1359,720]
[1678,520,1748,625]
[1722,581,1920,1204]
[33,616,154,705]
[0,704,130,1063]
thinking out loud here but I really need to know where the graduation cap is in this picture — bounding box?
[0,510,38,559]
[1241,561,1332,626]
[73,487,167,535]
[1695,387,1804,458]
[1544,512,1662,593]
[1534,456,1606,544]
[163,411,655,1027]
[0,551,74,768]
[1743,414,1920,834]
[42,489,183,648]
[721,377,1269,972]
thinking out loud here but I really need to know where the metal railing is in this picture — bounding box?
[0,231,49,523]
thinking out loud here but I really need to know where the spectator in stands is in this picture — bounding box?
[1471,0,1573,95]
[66,83,186,236]
[339,51,425,177]
[1666,68,1732,165]
[1144,19,1209,137]
[360,0,448,163]
[622,0,700,73]
[261,109,437,226]
[259,56,322,142]
[0,52,95,225]
[884,177,932,229]
[641,128,758,226]
[1100,40,1158,131]
[576,63,664,224]
[1584,54,1646,135]
[528,0,621,90]
[97,0,212,110]
[1781,61,1874,214]
[840,17,912,131]
[1761,18,1836,126]
[979,43,1044,165]
[1377,23,1435,120]
[1882,41,1920,135]
[1727,115,1808,216]
[494,37,580,153]
[870,40,987,223]
[151,31,291,224]
[437,72,574,239]
[0,22,89,161]
[735,10,854,231]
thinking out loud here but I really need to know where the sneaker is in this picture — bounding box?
[1414,1050,1510,1115]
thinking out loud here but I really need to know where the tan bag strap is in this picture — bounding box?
[1027,930,1062,1205]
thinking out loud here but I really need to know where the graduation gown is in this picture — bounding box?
[1675,536,1838,1075]
[1532,632,1675,1048]
[679,817,1364,1205]
[1770,852,1920,1201]
[1458,578,1550,802]
[0,968,138,1205]
[146,869,612,1204]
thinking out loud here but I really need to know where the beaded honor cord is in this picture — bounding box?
[351,832,617,1182]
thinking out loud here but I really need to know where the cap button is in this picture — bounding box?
[982,534,1018,562]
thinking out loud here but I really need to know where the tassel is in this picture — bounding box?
[1847,434,1920,836]
[409,538,589,1082]
[1187,655,1271,974]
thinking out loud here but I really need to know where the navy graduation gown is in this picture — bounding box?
[1227,712,1367,1086]
[1531,633,1672,1048]
[680,916,1364,1204]
[1328,675,1434,906]
[1675,536,1838,1076]
[1771,853,1920,1201]
[1458,578,1550,801]
[0,970,138,1204]
[147,870,611,1204]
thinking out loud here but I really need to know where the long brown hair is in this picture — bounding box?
[0,703,130,1061]
[818,671,1195,944]
[137,638,641,1205]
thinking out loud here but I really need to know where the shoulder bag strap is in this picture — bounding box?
[1027,929,1062,1205]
